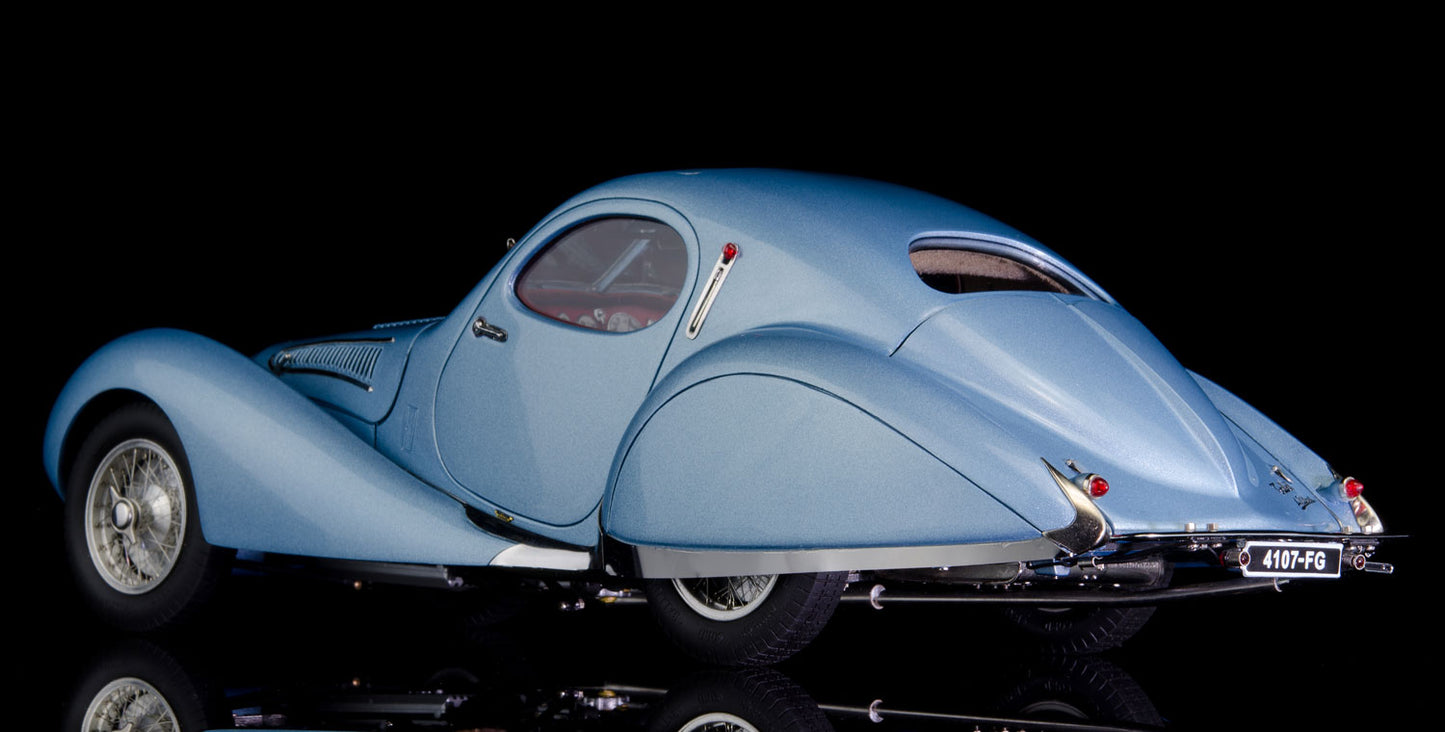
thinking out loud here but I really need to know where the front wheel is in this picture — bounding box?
[63,403,230,630]
[645,572,847,666]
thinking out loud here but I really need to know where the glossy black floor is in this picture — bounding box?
[29,540,1419,730]
[21,46,1425,730]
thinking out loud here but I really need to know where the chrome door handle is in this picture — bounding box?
[472,317,508,342]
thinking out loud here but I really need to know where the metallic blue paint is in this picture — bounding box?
[1190,372,1352,525]
[604,325,1077,551]
[606,372,1044,552]
[45,169,1379,582]
[255,320,438,428]
[892,294,1344,534]
[45,329,516,565]
[434,199,700,529]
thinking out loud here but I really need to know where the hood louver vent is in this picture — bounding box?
[269,340,387,390]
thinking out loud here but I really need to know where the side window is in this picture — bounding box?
[911,247,1083,296]
[516,217,688,332]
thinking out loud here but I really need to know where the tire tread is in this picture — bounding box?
[63,402,230,631]
[647,571,847,666]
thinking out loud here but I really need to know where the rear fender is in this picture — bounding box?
[603,328,1073,575]
[44,329,519,565]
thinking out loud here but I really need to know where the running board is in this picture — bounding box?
[233,554,466,590]
[844,577,1288,609]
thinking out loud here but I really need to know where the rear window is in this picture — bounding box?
[910,247,1082,296]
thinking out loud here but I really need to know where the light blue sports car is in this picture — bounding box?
[44,169,1392,665]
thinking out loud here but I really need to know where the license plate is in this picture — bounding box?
[1240,541,1342,578]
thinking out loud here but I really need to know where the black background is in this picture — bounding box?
[20,28,1424,729]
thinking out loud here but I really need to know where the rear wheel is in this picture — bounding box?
[648,668,830,731]
[646,572,847,666]
[999,655,1164,725]
[64,403,230,630]
[1002,605,1156,653]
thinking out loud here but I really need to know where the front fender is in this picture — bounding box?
[44,329,515,565]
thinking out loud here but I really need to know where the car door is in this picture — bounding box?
[434,202,696,531]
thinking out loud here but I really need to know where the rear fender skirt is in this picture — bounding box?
[605,329,1085,546]
[604,370,1055,563]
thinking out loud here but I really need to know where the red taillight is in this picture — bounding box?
[722,242,739,262]
[1343,477,1364,499]
[1089,475,1109,498]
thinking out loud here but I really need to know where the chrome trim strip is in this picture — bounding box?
[490,543,592,571]
[840,577,1288,606]
[632,537,1059,578]
[1112,531,1398,542]
[685,245,738,339]
[908,236,1107,302]
[372,316,444,330]
[1350,494,1384,534]
[1041,458,1110,554]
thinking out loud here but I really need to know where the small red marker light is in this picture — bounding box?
[1343,477,1364,499]
[1089,475,1109,498]
[722,242,738,262]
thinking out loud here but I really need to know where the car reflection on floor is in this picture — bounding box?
[51,565,1410,731]
[60,572,1174,731]
[66,636,1163,732]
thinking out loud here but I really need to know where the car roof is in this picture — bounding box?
[549,169,1112,351]
[574,168,1016,225]
[572,167,1103,281]
[563,169,1040,256]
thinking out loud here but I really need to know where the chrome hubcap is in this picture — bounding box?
[672,575,778,621]
[111,500,135,530]
[85,439,186,595]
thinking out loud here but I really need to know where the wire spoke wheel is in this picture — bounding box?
[678,712,760,732]
[671,575,779,621]
[84,439,187,594]
[649,668,831,731]
[647,572,846,665]
[81,677,179,732]
[65,403,231,630]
